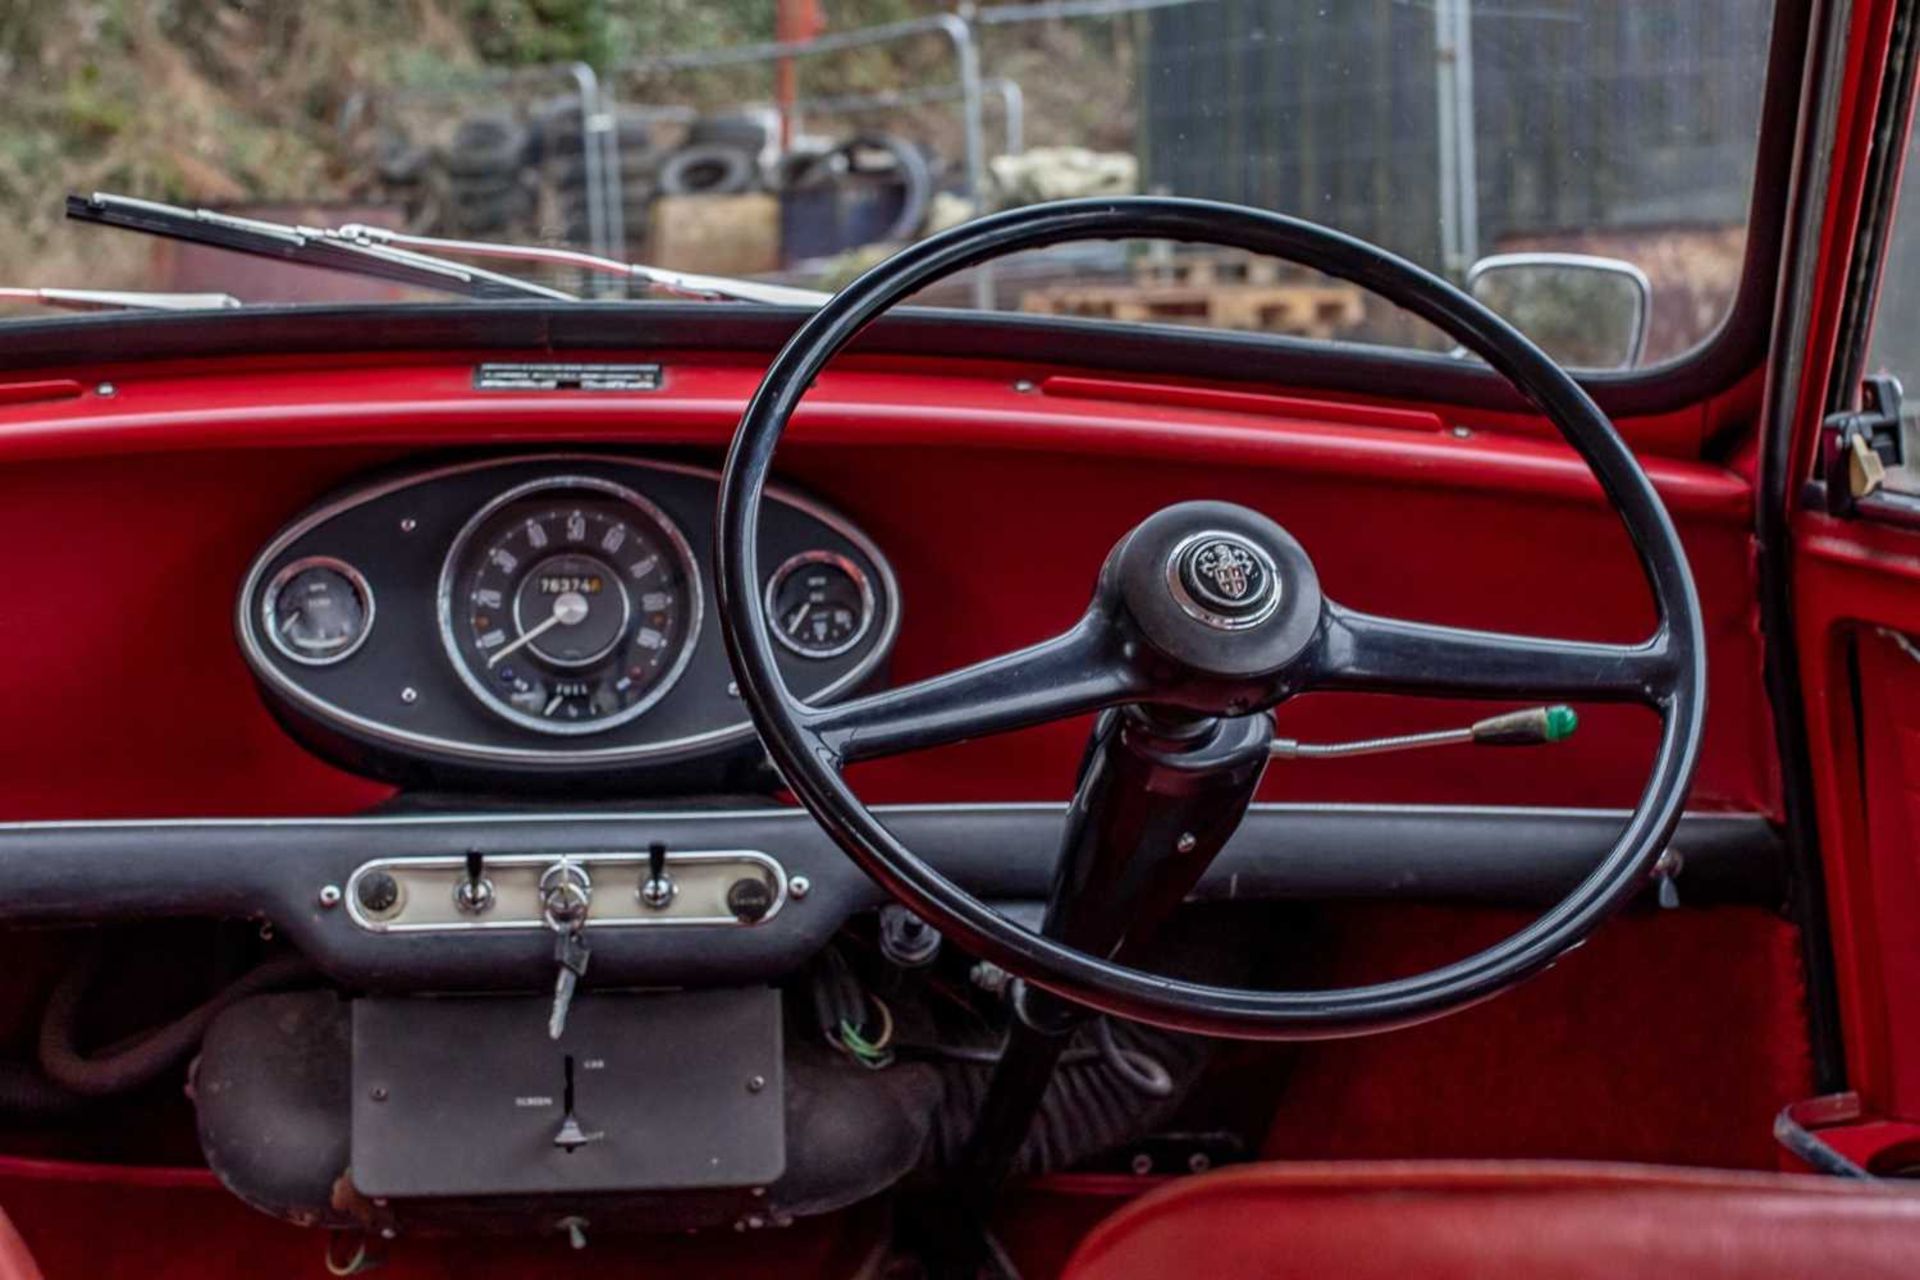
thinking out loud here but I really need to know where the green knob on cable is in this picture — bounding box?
[1543,705,1579,742]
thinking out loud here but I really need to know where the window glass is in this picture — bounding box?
[1863,108,1920,493]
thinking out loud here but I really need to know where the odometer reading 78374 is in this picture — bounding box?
[437,477,700,736]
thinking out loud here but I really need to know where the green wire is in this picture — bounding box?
[838,1018,892,1069]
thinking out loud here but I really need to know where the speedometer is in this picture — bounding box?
[437,477,701,735]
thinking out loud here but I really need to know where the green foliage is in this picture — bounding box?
[603,0,775,60]
[59,70,136,145]
[462,0,608,66]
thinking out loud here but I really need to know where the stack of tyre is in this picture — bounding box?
[424,105,932,264]
[533,99,664,252]
[656,112,773,200]
[440,111,535,238]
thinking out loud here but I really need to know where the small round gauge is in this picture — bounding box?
[264,557,374,665]
[767,551,875,659]
[439,477,701,735]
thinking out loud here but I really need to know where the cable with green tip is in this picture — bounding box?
[1271,704,1579,759]
[1470,704,1579,746]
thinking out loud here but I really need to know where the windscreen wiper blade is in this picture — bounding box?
[0,286,243,312]
[66,194,575,302]
[337,225,831,306]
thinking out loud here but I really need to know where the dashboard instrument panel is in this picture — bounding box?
[238,455,897,788]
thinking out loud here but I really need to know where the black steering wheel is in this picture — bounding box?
[717,197,1704,1041]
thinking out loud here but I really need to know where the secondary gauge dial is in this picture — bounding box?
[767,551,875,658]
[265,557,373,665]
[440,478,700,735]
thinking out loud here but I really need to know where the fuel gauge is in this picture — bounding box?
[767,552,874,659]
[265,557,374,665]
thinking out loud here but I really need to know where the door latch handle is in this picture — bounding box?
[1823,374,1906,514]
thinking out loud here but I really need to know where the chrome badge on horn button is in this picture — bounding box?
[1168,531,1282,630]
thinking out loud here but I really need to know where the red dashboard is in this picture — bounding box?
[0,348,1774,820]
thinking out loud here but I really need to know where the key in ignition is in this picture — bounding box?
[541,859,593,1040]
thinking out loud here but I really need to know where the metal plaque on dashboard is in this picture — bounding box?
[349,988,784,1197]
[473,362,663,391]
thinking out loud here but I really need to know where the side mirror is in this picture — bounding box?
[1464,253,1652,372]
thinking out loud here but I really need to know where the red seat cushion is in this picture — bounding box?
[1063,1161,1920,1280]
[0,1211,41,1280]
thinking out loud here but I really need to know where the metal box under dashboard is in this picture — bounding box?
[349,988,785,1199]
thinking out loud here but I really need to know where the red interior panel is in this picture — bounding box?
[1258,905,1813,1169]
[1791,519,1920,1125]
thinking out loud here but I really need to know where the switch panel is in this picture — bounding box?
[344,850,786,933]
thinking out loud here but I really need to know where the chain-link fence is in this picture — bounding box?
[1140,0,1776,268]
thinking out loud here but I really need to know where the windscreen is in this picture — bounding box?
[1,1,1777,367]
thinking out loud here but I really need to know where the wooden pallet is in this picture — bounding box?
[1020,279,1365,338]
[1132,249,1293,288]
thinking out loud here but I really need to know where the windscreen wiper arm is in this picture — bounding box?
[68,193,829,307]
[66,194,576,302]
[0,286,243,312]
[335,225,831,306]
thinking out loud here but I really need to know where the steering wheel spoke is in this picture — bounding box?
[1309,602,1677,706]
[798,612,1143,765]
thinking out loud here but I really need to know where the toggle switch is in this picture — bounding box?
[454,848,495,914]
[639,841,675,910]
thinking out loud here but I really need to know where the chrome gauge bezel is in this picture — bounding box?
[765,550,877,659]
[435,474,705,737]
[262,556,376,666]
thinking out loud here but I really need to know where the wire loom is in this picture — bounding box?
[926,1017,1206,1177]
[806,940,1209,1177]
